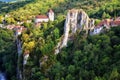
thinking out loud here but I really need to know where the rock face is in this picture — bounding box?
[55,9,95,54]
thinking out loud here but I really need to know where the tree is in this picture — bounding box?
[23,41,35,52]
[21,33,30,42]
[53,28,60,43]
[109,68,120,80]
[22,22,31,28]
[65,74,75,80]
[102,12,111,19]
[68,65,75,74]
[5,17,16,24]
[95,19,101,26]
[0,16,3,23]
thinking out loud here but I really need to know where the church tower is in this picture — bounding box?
[48,9,54,21]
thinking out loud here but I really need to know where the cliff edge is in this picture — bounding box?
[55,9,95,54]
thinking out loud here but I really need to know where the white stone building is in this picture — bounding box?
[35,9,54,23]
[93,27,103,34]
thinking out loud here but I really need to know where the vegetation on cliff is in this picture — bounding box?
[0,28,17,80]
[0,0,120,80]
[21,23,120,80]
[51,26,120,80]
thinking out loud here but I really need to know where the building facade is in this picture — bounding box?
[35,9,54,23]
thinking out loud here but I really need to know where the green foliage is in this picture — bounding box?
[1,0,120,22]
[1,0,120,80]
[20,16,64,80]
[109,68,120,80]
[102,12,111,19]
[89,1,120,18]
[95,19,101,26]
[0,28,17,80]
[44,26,120,80]
[0,16,3,23]
[22,27,120,80]
[5,17,16,24]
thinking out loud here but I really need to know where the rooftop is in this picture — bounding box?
[36,15,48,19]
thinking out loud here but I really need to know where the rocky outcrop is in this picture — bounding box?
[55,9,95,54]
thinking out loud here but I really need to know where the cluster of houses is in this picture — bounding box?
[93,17,120,34]
[6,25,27,36]
[0,9,55,36]
[0,24,26,36]
[35,9,54,26]
[1,9,120,36]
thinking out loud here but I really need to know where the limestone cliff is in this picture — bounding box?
[55,9,95,54]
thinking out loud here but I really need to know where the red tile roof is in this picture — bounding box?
[111,21,120,25]
[115,17,120,21]
[96,19,113,27]
[36,15,48,19]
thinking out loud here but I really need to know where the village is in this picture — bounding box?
[0,9,120,36]
[93,17,120,34]
[0,0,120,79]
[0,9,55,36]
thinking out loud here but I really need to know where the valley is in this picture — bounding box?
[0,0,120,80]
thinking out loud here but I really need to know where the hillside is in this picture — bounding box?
[20,24,120,80]
[51,26,120,80]
[0,28,17,80]
[19,8,120,80]
[0,0,120,80]
[0,0,120,21]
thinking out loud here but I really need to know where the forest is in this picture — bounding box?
[21,23,120,80]
[0,28,17,80]
[0,0,120,80]
[0,0,120,22]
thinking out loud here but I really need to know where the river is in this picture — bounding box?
[0,0,14,2]
[0,0,25,2]
[0,72,6,80]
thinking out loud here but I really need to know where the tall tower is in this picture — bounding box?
[48,9,54,21]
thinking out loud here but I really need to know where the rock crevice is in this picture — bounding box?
[55,9,95,54]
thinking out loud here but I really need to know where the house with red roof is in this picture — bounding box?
[115,17,120,21]
[6,25,15,30]
[14,26,26,35]
[35,9,54,23]
[110,20,120,27]
[92,17,120,34]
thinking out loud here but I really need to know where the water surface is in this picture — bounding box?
[0,0,24,2]
[0,72,6,80]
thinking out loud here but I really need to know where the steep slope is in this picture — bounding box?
[1,0,120,21]
[55,9,95,54]
[49,26,120,80]
[0,28,17,80]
